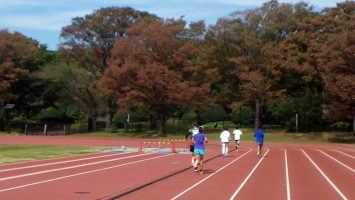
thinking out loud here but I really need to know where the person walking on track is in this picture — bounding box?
[253,126,264,157]
[220,127,231,156]
[192,126,208,174]
[232,126,243,151]
[186,123,199,166]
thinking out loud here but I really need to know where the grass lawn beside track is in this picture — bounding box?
[0,144,108,164]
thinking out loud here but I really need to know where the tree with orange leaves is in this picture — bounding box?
[99,18,209,136]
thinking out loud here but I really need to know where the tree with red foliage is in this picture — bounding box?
[0,30,39,100]
[100,18,209,136]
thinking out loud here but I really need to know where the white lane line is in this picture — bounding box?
[0,151,107,167]
[229,149,270,200]
[334,150,355,159]
[318,150,355,173]
[0,154,171,192]
[302,149,348,200]
[0,153,148,181]
[285,149,291,200]
[0,152,131,173]
[170,148,253,200]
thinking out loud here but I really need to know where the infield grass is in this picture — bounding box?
[0,144,108,164]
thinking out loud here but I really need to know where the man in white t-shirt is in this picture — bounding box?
[232,126,243,151]
[220,127,231,156]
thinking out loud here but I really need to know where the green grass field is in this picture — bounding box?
[0,145,108,164]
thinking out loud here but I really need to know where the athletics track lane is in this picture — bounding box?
[0,135,354,200]
[233,147,286,200]
[114,143,355,200]
[0,153,189,200]
[302,147,354,199]
[120,145,265,200]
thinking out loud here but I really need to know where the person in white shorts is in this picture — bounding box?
[233,126,243,151]
[220,127,231,156]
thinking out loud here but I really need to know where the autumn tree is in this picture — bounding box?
[205,0,316,128]
[59,7,153,131]
[316,3,354,131]
[99,18,209,136]
[277,1,354,130]
[0,30,39,100]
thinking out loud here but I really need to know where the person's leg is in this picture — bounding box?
[221,142,226,155]
[225,142,229,156]
[199,154,204,174]
[191,153,195,166]
[259,142,263,156]
[235,140,238,150]
[256,142,260,155]
[194,154,200,171]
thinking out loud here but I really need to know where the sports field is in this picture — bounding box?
[0,135,354,200]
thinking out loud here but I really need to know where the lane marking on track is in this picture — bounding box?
[285,149,291,200]
[0,154,171,192]
[170,148,253,200]
[0,152,132,173]
[229,149,270,200]
[333,150,355,159]
[0,153,148,182]
[318,150,355,173]
[302,149,348,200]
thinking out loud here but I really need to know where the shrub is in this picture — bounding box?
[330,121,351,131]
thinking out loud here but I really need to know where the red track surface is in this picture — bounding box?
[0,135,354,200]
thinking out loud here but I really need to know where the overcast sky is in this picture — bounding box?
[0,0,344,50]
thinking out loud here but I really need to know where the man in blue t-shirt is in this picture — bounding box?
[253,126,264,157]
[192,126,208,174]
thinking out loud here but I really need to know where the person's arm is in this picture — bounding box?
[204,136,208,144]
[185,130,191,140]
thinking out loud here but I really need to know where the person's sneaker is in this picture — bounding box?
[194,167,198,172]
[200,170,203,174]
[194,161,198,168]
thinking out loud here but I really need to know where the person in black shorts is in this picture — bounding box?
[185,123,199,166]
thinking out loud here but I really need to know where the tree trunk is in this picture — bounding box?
[195,109,202,126]
[88,116,96,132]
[149,114,157,130]
[159,112,167,137]
[255,99,260,130]
[106,111,112,132]
[105,98,116,132]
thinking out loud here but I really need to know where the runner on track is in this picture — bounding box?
[220,127,231,156]
[192,126,208,174]
[253,126,264,157]
[232,126,243,151]
[185,123,199,166]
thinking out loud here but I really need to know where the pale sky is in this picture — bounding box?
[0,0,344,50]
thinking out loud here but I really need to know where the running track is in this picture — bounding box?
[0,135,354,200]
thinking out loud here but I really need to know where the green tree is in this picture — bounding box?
[59,7,153,131]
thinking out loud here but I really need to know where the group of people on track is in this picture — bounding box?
[185,122,265,174]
